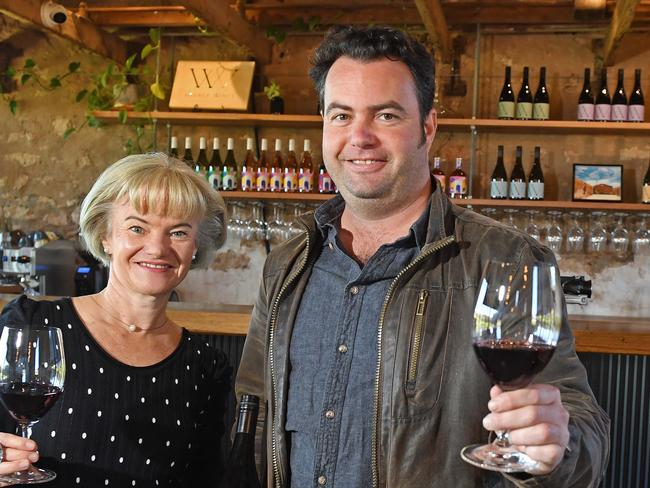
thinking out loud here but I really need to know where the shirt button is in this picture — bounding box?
[325,410,335,419]
[350,286,359,295]
[318,475,327,485]
[338,344,348,354]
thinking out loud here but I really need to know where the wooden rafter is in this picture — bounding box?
[601,0,641,66]
[75,6,199,27]
[163,0,271,63]
[414,0,451,62]
[0,0,132,64]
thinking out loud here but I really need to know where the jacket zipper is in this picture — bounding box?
[371,235,455,488]
[268,229,311,488]
[406,289,429,388]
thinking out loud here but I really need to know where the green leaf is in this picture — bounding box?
[5,66,15,78]
[125,53,137,71]
[141,44,153,61]
[23,58,35,69]
[68,62,80,73]
[99,70,109,88]
[87,115,102,128]
[75,89,88,102]
[9,99,17,115]
[49,77,61,88]
[149,27,160,45]
[307,15,321,31]
[63,127,75,139]
[20,73,31,85]
[150,82,165,100]
[135,125,144,138]
[118,110,128,124]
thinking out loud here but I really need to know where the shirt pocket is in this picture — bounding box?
[397,288,452,417]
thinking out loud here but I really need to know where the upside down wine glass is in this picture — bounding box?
[0,325,66,484]
[461,260,563,473]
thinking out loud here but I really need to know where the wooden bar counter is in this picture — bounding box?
[1,294,649,355]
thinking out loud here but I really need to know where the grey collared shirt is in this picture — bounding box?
[285,196,430,488]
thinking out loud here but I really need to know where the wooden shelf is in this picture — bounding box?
[221,192,650,212]
[93,111,650,134]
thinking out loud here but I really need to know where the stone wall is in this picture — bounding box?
[1,20,648,317]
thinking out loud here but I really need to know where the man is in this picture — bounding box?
[236,25,609,487]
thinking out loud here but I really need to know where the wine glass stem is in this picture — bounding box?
[18,423,32,439]
[494,430,510,448]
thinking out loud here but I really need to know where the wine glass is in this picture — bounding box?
[461,260,563,473]
[502,208,519,230]
[523,210,541,242]
[566,211,585,254]
[545,210,564,254]
[610,212,630,258]
[0,325,66,484]
[632,213,650,255]
[588,211,608,253]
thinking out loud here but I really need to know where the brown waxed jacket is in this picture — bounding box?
[235,186,610,488]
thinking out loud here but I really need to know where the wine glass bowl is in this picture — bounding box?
[461,260,563,473]
[0,325,65,484]
[545,210,564,254]
[566,211,585,254]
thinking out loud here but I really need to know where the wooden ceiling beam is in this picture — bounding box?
[601,0,641,66]
[0,0,133,64]
[414,0,451,62]
[163,0,271,63]
[75,6,198,27]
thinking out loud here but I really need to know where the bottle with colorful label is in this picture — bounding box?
[256,138,270,192]
[298,139,314,192]
[643,160,650,204]
[207,137,222,190]
[283,139,298,192]
[318,160,333,193]
[269,139,284,192]
[432,156,446,192]
[221,137,237,191]
[449,157,467,199]
[195,137,209,179]
[241,137,256,191]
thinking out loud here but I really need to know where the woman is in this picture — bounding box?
[0,153,229,487]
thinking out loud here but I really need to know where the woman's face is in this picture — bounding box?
[102,199,200,298]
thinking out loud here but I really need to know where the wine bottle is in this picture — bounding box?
[283,139,298,193]
[533,67,550,120]
[182,136,193,168]
[577,68,595,121]
[241,137,256,191]
[432,156,446,193]
[221,137,237,191]
[643,160,650,204]
[195,137,209,178]
[509,146,526,200]
[449,157,467,199]
[628,69,645,122]
[169,136,179,158]
[611,69,628,122]
[269,139,284,192]
[219,394,261,488]
[256,138,270,192]
[527,146,544,200]
[497,66,516,120]
[208,137,222,191]
[318,159,333,193]
[595,69,611,122]
[516,67,533,120]
[298,139,313,193]
[489,145,507,200]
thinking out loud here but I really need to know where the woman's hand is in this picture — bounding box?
[0,432,39,479]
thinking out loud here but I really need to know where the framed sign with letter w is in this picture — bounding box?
[169,61,255,111]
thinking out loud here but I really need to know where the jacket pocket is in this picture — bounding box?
[405,289,429,395]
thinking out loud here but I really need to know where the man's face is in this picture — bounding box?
[321,56,436,212]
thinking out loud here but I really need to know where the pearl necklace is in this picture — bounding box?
[91,294,169,333]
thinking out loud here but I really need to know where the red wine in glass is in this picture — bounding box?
[0,325,66,484]
[461,260,563,473]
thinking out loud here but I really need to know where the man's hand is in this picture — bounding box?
[0,432,39,479]
[482,384,570,475]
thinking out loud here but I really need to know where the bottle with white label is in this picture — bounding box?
[497,66,515,119]
[489,146,508,200]
[533,67,550,120]
[182,136,193,168]
[527,146,544,200]
[298,139,313,193]
[195,137,209,179]
[449,157,467,199]
[595,69,611,122]
[256,138,270,192]
[240,137,256,191]
[169,136,179,158]
[611,69,628,122]
[643,160,650,204]
[207,138,221,190]
[577,68,595,121]
[509,146,526,200]
[221,137,237,191]
[628,69,645,122]
[516,67,533,120]
[269,139,284,192]
[432,157,446,193]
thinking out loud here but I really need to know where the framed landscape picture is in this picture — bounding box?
[572,164,623,202]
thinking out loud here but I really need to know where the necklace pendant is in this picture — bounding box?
[127,324,137,333]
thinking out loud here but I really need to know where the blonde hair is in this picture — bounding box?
[79,153,226,267]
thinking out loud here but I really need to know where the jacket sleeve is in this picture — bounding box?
[504,244,610,488]
[235,265,271,483]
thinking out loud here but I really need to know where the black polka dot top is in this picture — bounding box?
[0,296,230,487]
